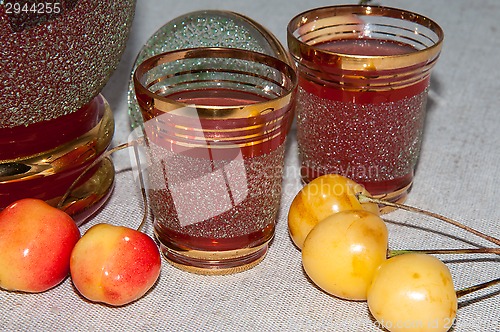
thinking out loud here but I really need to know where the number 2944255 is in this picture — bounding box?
[4,2,62,15]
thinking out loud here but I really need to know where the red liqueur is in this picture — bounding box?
[296,38,430,196]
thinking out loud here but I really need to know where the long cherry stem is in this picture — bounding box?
[456,278,500,298]
[357,194,500,246]
[57,142,131,209]
[389,248,500,257]
[131,141,149,232]
[57,139,149,232]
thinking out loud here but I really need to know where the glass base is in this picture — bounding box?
[375,182,411,214]
[157,240,269,275]
[47,157,115,226]
[0,94,115,225]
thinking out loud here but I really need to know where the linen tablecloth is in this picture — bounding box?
[1,0,499,331]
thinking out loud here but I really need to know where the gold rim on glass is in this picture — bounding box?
[134,47,297,119]
[287,5,444,72]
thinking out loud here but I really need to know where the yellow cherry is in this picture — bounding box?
[288,174,379,249]
[302,210,388,300]
[367,253,458,332]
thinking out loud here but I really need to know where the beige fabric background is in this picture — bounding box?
[1,0,499,331]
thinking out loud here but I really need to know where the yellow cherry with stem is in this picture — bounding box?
[352,193,499,331]
[367,253,457,332]
[299,206,499,302]
[288,174,379,249]
[301,210,388,301]
[367,253,500,332]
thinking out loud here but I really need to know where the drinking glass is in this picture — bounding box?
[287,5,444,208]
[134,48,297,274]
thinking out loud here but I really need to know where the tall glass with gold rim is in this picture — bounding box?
[134,48,297,274]
[287,5,444,211]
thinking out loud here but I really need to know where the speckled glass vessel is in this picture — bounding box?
[0,95,115,225]
[128,10,291,129]
[287,5,443,209]
[134,48,297,274]
[0,0,136,127]
[0,1,136,222]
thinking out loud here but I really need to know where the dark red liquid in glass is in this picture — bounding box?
[297,38,429,196]
[168,88,266,106]
[146,89,287,252]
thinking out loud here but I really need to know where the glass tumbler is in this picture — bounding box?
[134,48,297,274]
[287,5,444,208]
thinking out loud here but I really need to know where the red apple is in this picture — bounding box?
[70,224,161,306]
[0,198,81,292]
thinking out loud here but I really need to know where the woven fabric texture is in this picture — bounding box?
[1,0,499,331]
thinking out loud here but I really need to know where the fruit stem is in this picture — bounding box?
[456,277,500,298]
[131,141,149,232]
[57,139,149,232]
[357,194,500,247]
[57,142,132,209]
[389,248,500,257]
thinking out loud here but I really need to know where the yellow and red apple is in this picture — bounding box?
[70,223,161,306]
[0,198,81,293]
